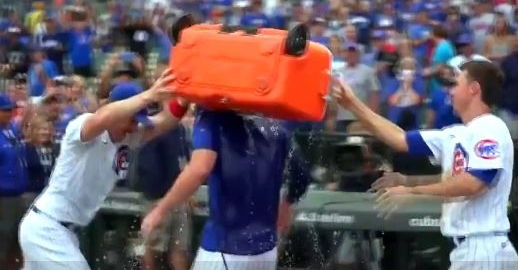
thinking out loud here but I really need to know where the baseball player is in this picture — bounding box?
[140,109,311,270]
[332,60,518,269]
[18,69,189,270]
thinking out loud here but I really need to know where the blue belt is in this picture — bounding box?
[31,206,82,232]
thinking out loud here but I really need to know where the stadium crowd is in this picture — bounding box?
[0,0,517,269]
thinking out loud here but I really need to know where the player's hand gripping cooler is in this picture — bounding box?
[169,15,332,121]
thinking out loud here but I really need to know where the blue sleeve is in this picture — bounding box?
[240,15,249,27]
[467,169,499,187]
[285,142,312,204]
[408,25,419,39]
[192,111,220,151]
[413,75,426,96]
[405,131,434,156]
[428,90,440,112]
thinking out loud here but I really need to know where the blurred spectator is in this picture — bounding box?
[0,27,30,77]
[24,115,59,205]
[494,0,515,25]
[38,92,67,143]
[97,51,144,103]
[375,3,403,31]
[376,43,401,103]
[0,8,20,33]
[448,33,489,69]
[68,75,98,113]
[444,5,470,43]
[342,24,366,54]
[0,94,27,270]
[329,42,380,131]
[310,17,329,47]
[483,13,514,62]
[386,57,425,130]
[407,8,432,65]
[500,36,518,140]
[513,9,518,31]
[240,0,271,28]
[349,0,374,46]
[121,16,154,59]
[362,29,386,66]
[398,38,414,59]
[27,47,59,98]
[468,0,496,53]
[426,65,462,129]
[135,123,192,270]
[35,16,68,74]
[207,7,226,24]
[430,25,456,65]
[68,12,94,77]
[7,74,30,125]
[24,1,45,35]
[426,25,456,93]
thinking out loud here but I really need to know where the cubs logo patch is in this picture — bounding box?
[113,145,130,179]
[452,144,468,175]
[475,139,499,160]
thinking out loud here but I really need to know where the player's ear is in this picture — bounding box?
[469,80,481,96]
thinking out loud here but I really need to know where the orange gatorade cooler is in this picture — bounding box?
[169,15,332,122]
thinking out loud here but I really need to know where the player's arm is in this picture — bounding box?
[408,170,493,197]
[139,98,188,145]
[81,69,176,142]
[333,79,408,152]
[153,149,216,214]
[283,142,312,204]
[278,140,312,234]
[370,172,441,191]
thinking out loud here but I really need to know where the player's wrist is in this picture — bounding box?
[154,202,170,216]
[140,90,155,105]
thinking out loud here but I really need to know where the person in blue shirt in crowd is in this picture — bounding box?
[500,36,518,140]
[375,3,404,32]
[385,58,425,130]
[36,16,68,74]
[134,120,193,270]
[444,5,470,44]
[310,17,329,47]
[27,46,59,98]
[141,109,312,270]
[240,0,271,28]
[23,115,59,206]
[0,94,27,270]
[362,29,386,66]
[407,8,432,65]
[67,20,94,77]
[349,0,374,46]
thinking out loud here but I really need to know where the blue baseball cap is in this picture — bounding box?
[457,33,474,45]
[0,94,15,110]
[109,83,153,128]
[343,42,360,51]
[371,30,387,40]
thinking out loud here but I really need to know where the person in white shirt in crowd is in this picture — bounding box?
[468,0,496,53]
[326,42,380,132]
